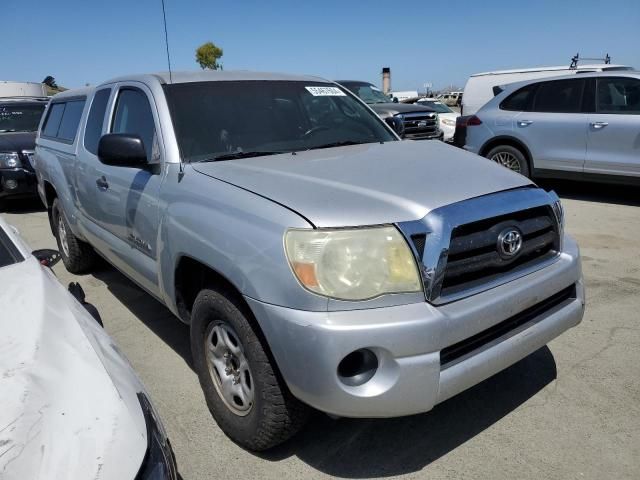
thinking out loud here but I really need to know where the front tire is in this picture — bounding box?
[190,288,309,451]
[486,145,531,177]
[52,198,96,274]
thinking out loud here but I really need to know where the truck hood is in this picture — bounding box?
[192,140,533,228]
[368,102,435,118]
[0,257,147,480]
[0,131,36,152]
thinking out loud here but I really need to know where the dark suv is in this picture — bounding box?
[337,80,443,140]
[0,97,49,206]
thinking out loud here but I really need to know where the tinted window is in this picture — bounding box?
[500,84,537,111]
[57,100,86,142]
[533,79,584,113]
[84,89,111,154]
[112,88,156,161]
[0,103,46,133]
[597,77,640,114]
[164,81,395,163]
[42,103,65,137]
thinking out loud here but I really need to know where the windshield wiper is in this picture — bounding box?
[202,151,287,162]
[307,140,369,151]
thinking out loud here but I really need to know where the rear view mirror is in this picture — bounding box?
[393,97,399,103]
[33,249,61,267]
[98,133,148,167]
[385,116,405,138]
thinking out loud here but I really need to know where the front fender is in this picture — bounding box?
[156,165,328,318]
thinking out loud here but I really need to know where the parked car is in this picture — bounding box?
[457,71,640,183]
[438,91,463,107]
[337,80,444,140]
[0,216,177,479]
[413,99,459,142]
[0,96,49,208]
[461,62,633,116]
[36,71,584,451]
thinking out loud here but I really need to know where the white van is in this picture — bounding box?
[461,63,633,116]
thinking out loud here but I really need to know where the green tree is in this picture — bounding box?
[195,42,223,70]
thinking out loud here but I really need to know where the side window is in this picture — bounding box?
[597,77,640,114]
[41,99,86,142]
[111,88,157,161]
[84,89,111,154]
[500,84,537,111]
[57,100,86,142]
[532,79,585,113]
[42,103,65,137]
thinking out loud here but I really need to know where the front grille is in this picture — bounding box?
[400,112,439,139]
[440,206,559,298]
[440,283,577,369]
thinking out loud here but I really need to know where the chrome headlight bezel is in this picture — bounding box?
[284,226,423,301]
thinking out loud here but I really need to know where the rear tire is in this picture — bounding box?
[52,198,96,274]
[190,287,309,451]
[486,145,531,177]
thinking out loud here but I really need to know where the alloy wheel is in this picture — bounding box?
[491,151,522,173]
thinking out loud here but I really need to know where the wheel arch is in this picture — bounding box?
[174,255,253,325]
[174,255,292,394]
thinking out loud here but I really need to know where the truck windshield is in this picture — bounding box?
[418,101,453,114]
[164,81,396,162]
[0,104,46,133]
[339,82,392,104]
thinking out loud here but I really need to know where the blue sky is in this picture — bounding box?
[3,0,639,91]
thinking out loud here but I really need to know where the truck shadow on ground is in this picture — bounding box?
[90,262,557,478]
[537,179,640,207]
[259,346,556,477]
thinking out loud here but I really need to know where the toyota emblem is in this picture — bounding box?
[497,227,523,258]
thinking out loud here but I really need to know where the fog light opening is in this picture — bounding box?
[337,349,378,387]
[4,179,18,190]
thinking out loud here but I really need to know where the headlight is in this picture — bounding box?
[285,226,422,300]
[136,393,177,480]
[0,152,20,168]
[441,118,456,127]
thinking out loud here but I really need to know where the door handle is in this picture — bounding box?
[517,120,533,127]
[590,121,609,129]
[96,176,109,190]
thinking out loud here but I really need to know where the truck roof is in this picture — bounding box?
[104,70,329,86]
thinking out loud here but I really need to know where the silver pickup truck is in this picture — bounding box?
[35,71,585,451]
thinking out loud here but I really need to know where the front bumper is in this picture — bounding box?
[0,167,37,199]
[405,130,444,141]
[247,234,584,418]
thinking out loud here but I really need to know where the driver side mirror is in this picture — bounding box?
[392,97,399,103]
[385,116,405,138]
[98,133,148,167]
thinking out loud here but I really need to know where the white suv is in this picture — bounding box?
[458,72,640,183]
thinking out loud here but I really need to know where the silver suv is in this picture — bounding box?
[35,71,584,451]
[459,72,640,183]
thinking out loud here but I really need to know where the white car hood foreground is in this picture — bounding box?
[193,140,532,227]
[0,256,147,479]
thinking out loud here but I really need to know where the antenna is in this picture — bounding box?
[160,0,173,83]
